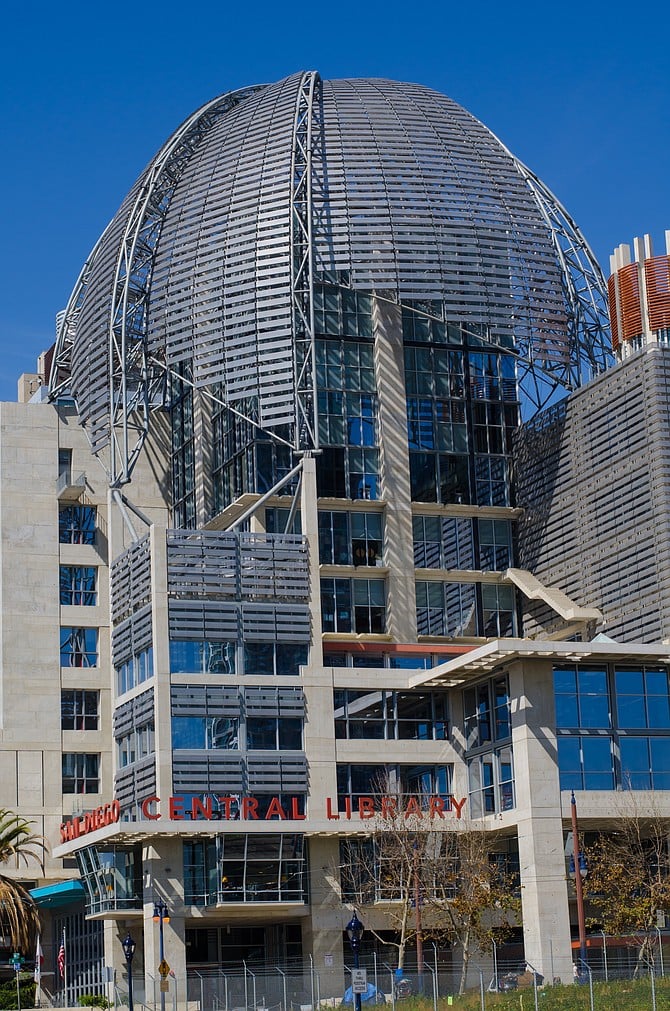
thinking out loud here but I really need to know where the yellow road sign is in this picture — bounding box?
[158,959,171,978]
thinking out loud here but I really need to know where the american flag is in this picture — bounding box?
[34,937,43,984]
[57,936,65,979]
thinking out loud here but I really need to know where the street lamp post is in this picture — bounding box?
[122,934,136,1011]
[346,912,365,1011]
[153,899,170,1011]
[570,791,588,970]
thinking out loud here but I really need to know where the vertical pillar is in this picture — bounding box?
[372,298,416,642]
[302,837,349,998]
[509,658,572,983]
[143,838,186,1002]
[149,523,173,799]
[301,452,340,805]
[300,454,323,671]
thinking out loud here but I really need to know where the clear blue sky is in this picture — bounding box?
[0,0,668,402]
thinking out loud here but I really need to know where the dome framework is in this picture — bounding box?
[49,71,611,487]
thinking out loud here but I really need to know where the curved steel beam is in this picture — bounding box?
[290,70,321,452]
[107,85,263,486]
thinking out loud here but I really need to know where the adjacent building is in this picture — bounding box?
[2,71,669,1002]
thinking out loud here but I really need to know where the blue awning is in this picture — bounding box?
[29,880,85,909]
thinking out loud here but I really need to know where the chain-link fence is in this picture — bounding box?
[54,932,670,1011]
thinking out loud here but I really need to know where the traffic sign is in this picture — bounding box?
[158,959,171,978]
[351,969,367,994]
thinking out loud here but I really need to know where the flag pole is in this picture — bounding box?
[62,929,68,1006]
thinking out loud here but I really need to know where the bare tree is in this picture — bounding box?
[584,803,670,976]
[339,789,519,994]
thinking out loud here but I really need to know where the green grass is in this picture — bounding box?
[382,977,670,1010]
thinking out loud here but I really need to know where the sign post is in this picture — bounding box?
[11,953,24,1011]
[351,969,368,994]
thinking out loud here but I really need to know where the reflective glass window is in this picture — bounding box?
[650,738,670,789]
[59,505,96,544]
[60,627,98,667]
[554,666,610,729]
[62,753,100,793]
[582,737,614,789]
[62,690,99,731]
[170,640,236,675]
[557,735,614,790]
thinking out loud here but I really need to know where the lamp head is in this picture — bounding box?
[122,934,136,962]
[346,911,364,951]
[153,900,170,923]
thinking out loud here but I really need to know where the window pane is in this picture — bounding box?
[555,693,578,728]
[650,738,670,786]
[578,669,610,728]
[581,737,614,789]
[172,717,206,749]
[557,737,582,790]
[554,668,576,693]
[620,737,651,790]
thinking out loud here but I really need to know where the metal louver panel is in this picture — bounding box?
[170,685,240,718]
[244,687,305,717]
[111,535,152,623]
[112,603,153,668]
[246,755,308,792]
[239,533,309,599]
[241,603,311,642]
[113,687,155,738]
[167,600,240,641]
[172,752,244,793]
[167,530,238,596]
[114,756,156,809]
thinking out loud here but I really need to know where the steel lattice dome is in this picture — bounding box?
[50,71,610,480]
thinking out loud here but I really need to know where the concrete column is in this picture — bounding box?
[302,837,349,999]
[142,837,187,999]
[509,658,572,983]
[150,523,173,799]
[372,299,416,642]
[300,454,323,671]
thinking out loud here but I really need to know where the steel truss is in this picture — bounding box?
[50,86,262,486]
[50,237,104,399]
[290,71,321,452]
[508,157,613,415]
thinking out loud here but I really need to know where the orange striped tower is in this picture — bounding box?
[609,231,670,358]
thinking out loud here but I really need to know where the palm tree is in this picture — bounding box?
[0,809,46,952]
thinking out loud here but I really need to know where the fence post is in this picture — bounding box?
[432,943,439,1000]
[578,958,593,1011]
[276,967,287,1011]
[422,960,437,1011]
[657,927,665,978]
[309,954,315,1010]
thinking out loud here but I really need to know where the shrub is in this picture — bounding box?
[78,995,111,1009]
[0,978,36,1010]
